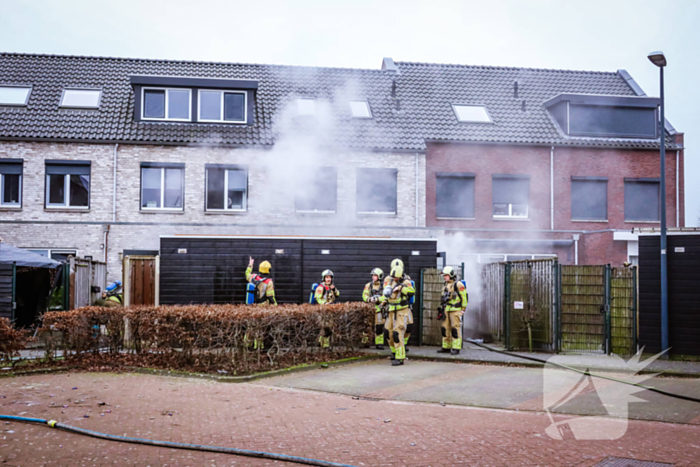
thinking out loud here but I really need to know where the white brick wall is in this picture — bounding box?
[1,141,428,282]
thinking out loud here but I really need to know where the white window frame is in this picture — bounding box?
[45,173,90,210]
[0,173,22,207]
[25,248,78,261]
[140,167,184,211]
[141,87,192,122]
[492,203,528,219]
[197,90,247,124]
[60,88,102,109]
[0,85,32,106]
[452,104,493,123]
[205,168,248,212]
[349,100,372,119]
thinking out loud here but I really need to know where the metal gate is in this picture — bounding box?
[420,264,463,346]
[69,257,107,309]
[560,265,606,354]
[123,255,159,306]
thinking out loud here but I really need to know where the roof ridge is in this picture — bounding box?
[0,51,385,73]
[395,60,619,75]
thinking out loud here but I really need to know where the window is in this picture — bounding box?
[436,173,475,219]
[198,90,247,123]
[141,164,184,210]
[296,98,316,116]
[0,86,31,106]
[60,89,101,108]
[142,88,191,121]
[296,167,337,213]
[624,179,660,221]
[349,101,372,118]
[206,165,247,211]
[571,177,607,221]
[492,175,529,219]
[0,159,22,207]
[45,161,90,208]
[452,104,492,123]
[356,168,397,214]
[27,249,77,262]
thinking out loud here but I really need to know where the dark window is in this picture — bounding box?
[356,168,398,214]
[436,173,475,218]
[45,162,90,208]
[296,166,337,212]
[206,166,247,211]
[143,90,165,118]
[224,93,246,122]
[0,160,22,206]
[167,89,190,119]
[492,175,529,218]
[198,90,246,123]
[625,179,660,221]
[140,164,184,210]
[569,105,657,138]
[571,178,607,220]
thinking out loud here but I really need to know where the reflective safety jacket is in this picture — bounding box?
[245,266,277,305]
[315,284,339,305]
[386,277,415,312]
[362,280,384,311]
[443,280,468,312]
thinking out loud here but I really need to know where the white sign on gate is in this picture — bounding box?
[514,301,524,309]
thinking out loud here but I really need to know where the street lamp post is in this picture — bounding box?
[648,51,668,355]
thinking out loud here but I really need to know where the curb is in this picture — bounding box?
[0,366,73,378]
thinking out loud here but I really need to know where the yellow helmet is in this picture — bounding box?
[259,261,271,274]
[442,266,456,281]
[391,258,404,270]
[390,264,404,279]
[371,268,384,280]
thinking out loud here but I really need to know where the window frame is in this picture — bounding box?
[295,166,337,214]
[570,176,608,221]
[140,87,192,122]
[0,160,23,208]
[140,164,185,212]
[492,174,530,220]
[356,168,398,215]
[205,165,248,212]
[44,162,91,210]
[59,88,102,109]
[624,178,661,222]
[0,85,32,106]
[197,89,248,124]
[436,172,476,220]
[451,104,493,123]
[349,100,372,119]
[26,249,78,262]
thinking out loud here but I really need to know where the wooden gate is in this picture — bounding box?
[69,257,106,309]
[560,265,606,354]
[123,256,159,306]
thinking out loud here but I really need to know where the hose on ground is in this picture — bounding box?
[465,339,700,404]
[0,414,357,467]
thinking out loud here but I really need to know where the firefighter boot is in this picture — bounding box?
[391,359,404,366]
[451,349,460,355]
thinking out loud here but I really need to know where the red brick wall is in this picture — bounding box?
[577,231,627,265]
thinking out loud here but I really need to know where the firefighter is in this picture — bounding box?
[97,281,123,307]
[362,268,385,349]
[385,264,415,366]
[437,266,468,355]
[315,269,340,348]
[384,258,413,350]
[246,257,277,305]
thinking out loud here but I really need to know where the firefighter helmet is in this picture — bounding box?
[322,269,334,280]
[259,261,271,274]
[442,266,457,281]
[391,258,404,270]
[371,268,384,281]
[390,264,404,279]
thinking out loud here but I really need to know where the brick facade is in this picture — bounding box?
[0,141,427,282]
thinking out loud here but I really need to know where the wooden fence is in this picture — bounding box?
[69,257,106,309]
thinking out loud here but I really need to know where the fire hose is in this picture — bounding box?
[465,339,700,404]
[0,414,357,467]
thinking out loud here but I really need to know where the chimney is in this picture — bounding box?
[391,79,397,98]
[521,100,526,112]
[382,57,398,72]
[514,81,519,98]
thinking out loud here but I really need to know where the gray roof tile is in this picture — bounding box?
[0,53,676,150]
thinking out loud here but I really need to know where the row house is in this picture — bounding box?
[0,53,684,282]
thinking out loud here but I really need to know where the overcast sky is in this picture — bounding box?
[2,0,698,225]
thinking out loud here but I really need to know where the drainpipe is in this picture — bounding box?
[573,234,580,265]
[415,153,419,227]
[112,144,118,223]
[676,149,679,227]
[550,146,554,230]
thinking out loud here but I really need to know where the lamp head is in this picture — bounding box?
[647,51,667,67]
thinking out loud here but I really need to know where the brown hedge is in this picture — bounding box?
[0,318,31,367]
[40,303,375,375]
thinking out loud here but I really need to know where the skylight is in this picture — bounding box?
[61,89,101,108]
[349,100,372,118]
[296,98,316,116]
[452,104,492,123]
[0,86,31,106]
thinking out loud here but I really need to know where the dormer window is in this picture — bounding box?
[60,89,101,109]
[544,94,659,139]
[296,98,316,115]
[349,100,372,118]
[0,86,31,106]
[452,104,492,123]
[198,90,246,123]
[142,88,191,121]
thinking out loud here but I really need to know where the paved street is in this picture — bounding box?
[0,369,699,466]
